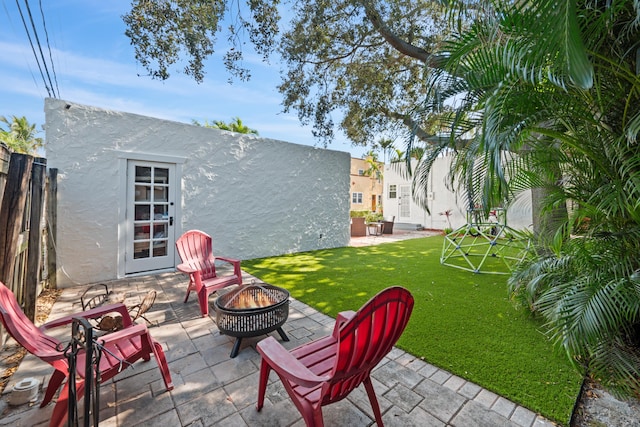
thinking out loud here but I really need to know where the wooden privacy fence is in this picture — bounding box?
[0,143,57,324]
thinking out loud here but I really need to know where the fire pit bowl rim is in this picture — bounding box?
[215,283,290,313]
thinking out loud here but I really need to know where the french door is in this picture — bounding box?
[125,161,176,274]
[399,185,411,220]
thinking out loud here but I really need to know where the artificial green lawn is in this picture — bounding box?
[242,236,582,425]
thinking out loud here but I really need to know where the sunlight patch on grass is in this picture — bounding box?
[243,236,582,425]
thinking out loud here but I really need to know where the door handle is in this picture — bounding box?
[169,216,174,226]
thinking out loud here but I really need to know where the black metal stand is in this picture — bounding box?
[61,318,102,427]
[276,327,289,343]
[229,338,243,359]
[229,327,289,358]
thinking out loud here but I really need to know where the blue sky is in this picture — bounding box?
[1,1,368,158]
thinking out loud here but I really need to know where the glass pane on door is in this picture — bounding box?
[400,185,411,218]
[132,166,170,260]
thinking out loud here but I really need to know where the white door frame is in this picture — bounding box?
[117,152,185,278]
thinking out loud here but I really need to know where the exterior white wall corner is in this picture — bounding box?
[45,98,350,287]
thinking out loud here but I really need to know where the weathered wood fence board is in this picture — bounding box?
[0,146,9,195]
[47,168,57,290]
[0,153,33,290]
[24,158,47,320]
[0,145,51,326]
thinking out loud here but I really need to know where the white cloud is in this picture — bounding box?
[0,9,361,156]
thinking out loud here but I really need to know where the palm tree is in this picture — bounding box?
[0,116,43,154]
[363,150,383,191]
[410,1,640,396]
[192,117,259,135]
[390,148,405,163]
[375,138,395,164]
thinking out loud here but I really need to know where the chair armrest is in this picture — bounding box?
[216,256,243,284]
[215,256,241,266]
[94,323,148,344]
[41,303,133,331]
[176,263,197,274]
[332,310,356,337]
[336,310,356,324]
[257,337,329,388]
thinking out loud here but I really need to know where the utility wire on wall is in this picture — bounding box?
[14,0,59,98]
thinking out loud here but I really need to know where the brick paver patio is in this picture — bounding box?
[0,234,555,426]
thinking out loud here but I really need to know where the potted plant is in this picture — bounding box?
[365,212,384,223]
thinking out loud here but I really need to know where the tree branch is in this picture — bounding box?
[381,107,469,148]
[307,36,384,66]
[362,2,447,69]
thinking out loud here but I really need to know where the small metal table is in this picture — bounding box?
[367,222,383,236]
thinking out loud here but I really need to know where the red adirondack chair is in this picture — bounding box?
[0,282,173,427]
[256,286,414,426]
[175,230,243,317]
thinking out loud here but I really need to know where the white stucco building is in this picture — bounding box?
[383,154,532,231]
[45,98,350,288]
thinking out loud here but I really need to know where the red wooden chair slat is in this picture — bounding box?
[256,286,414,426]
[175,230,243,317]
[0,282,173,427]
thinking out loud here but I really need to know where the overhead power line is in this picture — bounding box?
[38,0,59,97]
[14,0,59,98]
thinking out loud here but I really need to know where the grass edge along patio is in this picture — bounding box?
[243,236,583,426]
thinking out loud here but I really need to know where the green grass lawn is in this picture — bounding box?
[242,236,582,425]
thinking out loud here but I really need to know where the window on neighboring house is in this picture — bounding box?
[388,184,397,198]
[352,192,363,204]
[358,169,365,176]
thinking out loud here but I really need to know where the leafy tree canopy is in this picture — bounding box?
[123,0,280,83]
[122,0,454,148]
[0,116,43,155]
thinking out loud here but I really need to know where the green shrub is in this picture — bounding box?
[349,210,369,218]
[365,212,384,222]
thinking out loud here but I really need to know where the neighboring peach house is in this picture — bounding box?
[350,157,383,213]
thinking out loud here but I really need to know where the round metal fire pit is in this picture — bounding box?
[215,283,290,358]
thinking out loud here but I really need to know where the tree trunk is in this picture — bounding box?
[531,186,568,253]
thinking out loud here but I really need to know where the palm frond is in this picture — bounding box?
[503,1,593,89]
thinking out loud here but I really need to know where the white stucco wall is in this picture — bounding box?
[383,154,532,231]
[45,98,350,287]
